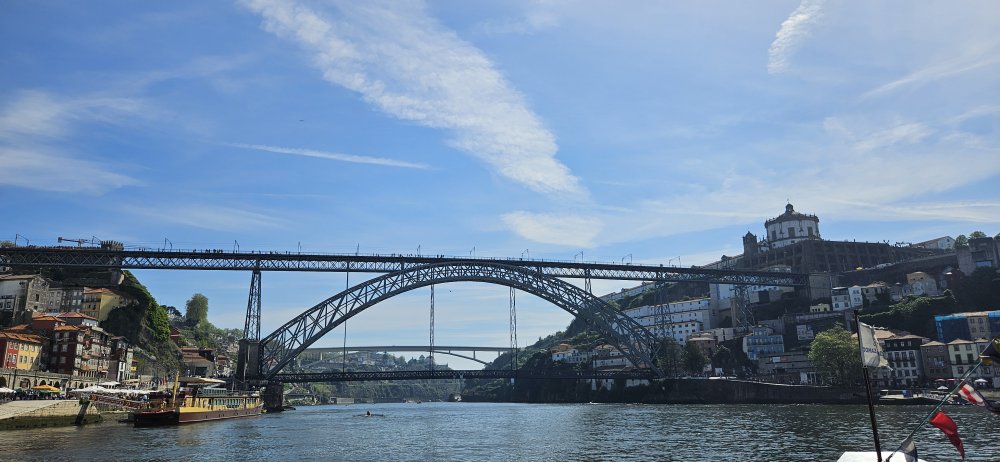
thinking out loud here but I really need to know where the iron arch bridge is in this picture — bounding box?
[253,262,662,380]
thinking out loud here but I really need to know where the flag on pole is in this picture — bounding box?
[929,411,965,459]
[958,382,986,405]
[858,321,888,368]
[896,436,918,462]
[958,381,1000,414]
[981,337,1000,366]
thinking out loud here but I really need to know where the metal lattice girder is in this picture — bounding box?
[273,368,656,383]
[244,269,262,342]
[258,262,665,379]
[0,247,807,286]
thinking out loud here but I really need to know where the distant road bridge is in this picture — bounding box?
[274,369,657,383]
[297,346,511,366]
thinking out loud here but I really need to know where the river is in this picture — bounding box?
[2,402,998,461]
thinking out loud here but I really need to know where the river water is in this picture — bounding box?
[2,402,998,461]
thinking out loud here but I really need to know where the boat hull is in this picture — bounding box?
[133,409,180,427]
[178,405,262,424]
[133,405,262,426]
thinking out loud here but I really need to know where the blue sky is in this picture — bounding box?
[2,1,998,368]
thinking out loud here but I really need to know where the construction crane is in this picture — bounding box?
[58,237,95,247]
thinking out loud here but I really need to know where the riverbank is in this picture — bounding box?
[467,378,866,404]
[0,399,102,430]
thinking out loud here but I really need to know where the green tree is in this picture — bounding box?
[0,240,13,248]
[683,341,708,374]
[655,338,684,376]
[954,235,969,248]
[955,267,1000,310]
[185,293,209,326]
[969,231,987,239]
[808,325,862,386]
[712,345,734,375]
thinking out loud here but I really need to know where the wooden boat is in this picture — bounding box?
[133,378,262,427]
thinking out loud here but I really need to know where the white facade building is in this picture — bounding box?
[623,298,713,345]
[764,203,821,249]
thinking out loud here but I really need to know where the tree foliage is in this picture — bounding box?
[860,291,959,338]
[683,341,708,374]
[954,267,1000,310]
[100,271,178,371]
[808,325,861,386]
[712,345,734,375]
[954,235,969,248]
[185,293,209,326]
[968,230,988,239]
[655,338,684,376]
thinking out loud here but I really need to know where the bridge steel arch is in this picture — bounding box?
[257,262,662,379]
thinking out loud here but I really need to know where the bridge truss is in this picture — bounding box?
[1,246,811,384]
[258,262,664,379]
[0,247,807,286]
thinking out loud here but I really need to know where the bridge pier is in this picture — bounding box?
[263,383,284,413]
[236,339,261,387]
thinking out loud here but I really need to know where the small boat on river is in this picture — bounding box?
[133,377,262,427]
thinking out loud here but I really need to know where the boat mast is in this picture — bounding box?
[854,310,883,462]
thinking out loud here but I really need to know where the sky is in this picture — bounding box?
[2,1,999,369]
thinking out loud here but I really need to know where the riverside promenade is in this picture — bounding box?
[0,399,101,430]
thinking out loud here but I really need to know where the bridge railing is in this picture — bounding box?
[0,246,808,285]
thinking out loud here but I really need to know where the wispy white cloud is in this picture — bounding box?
[504,106,1000,248]
[861,42,1000,99]
[0,146,137,194]
[122,204,286,231]
[228,142,430,169]
[823,118,933,153]
[768,0,825,74]
[0,90,143,194]
[240,0,585,196]
[475,0,572,36]
[501,211,602,248]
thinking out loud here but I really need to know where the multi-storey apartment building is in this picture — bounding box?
[884,334,927,387]
[920,341,951,383]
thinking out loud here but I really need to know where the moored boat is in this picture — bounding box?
[133,377,262,427]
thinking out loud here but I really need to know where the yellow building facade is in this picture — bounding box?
[0,332,44,371]
[81,288,132,321]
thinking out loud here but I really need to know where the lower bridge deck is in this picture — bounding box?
[272,369,656,383]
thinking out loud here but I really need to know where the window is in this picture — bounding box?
[788,228,796,238]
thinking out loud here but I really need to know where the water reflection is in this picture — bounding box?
[1,403,998,461]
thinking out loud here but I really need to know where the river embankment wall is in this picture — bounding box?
[0,400,102,430]
[645,378,865,404]
[468,378,867,404]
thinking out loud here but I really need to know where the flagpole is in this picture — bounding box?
[854,310,883,462]
[885,360,983,462]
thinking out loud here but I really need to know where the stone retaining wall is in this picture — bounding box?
[0,400,102,431]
